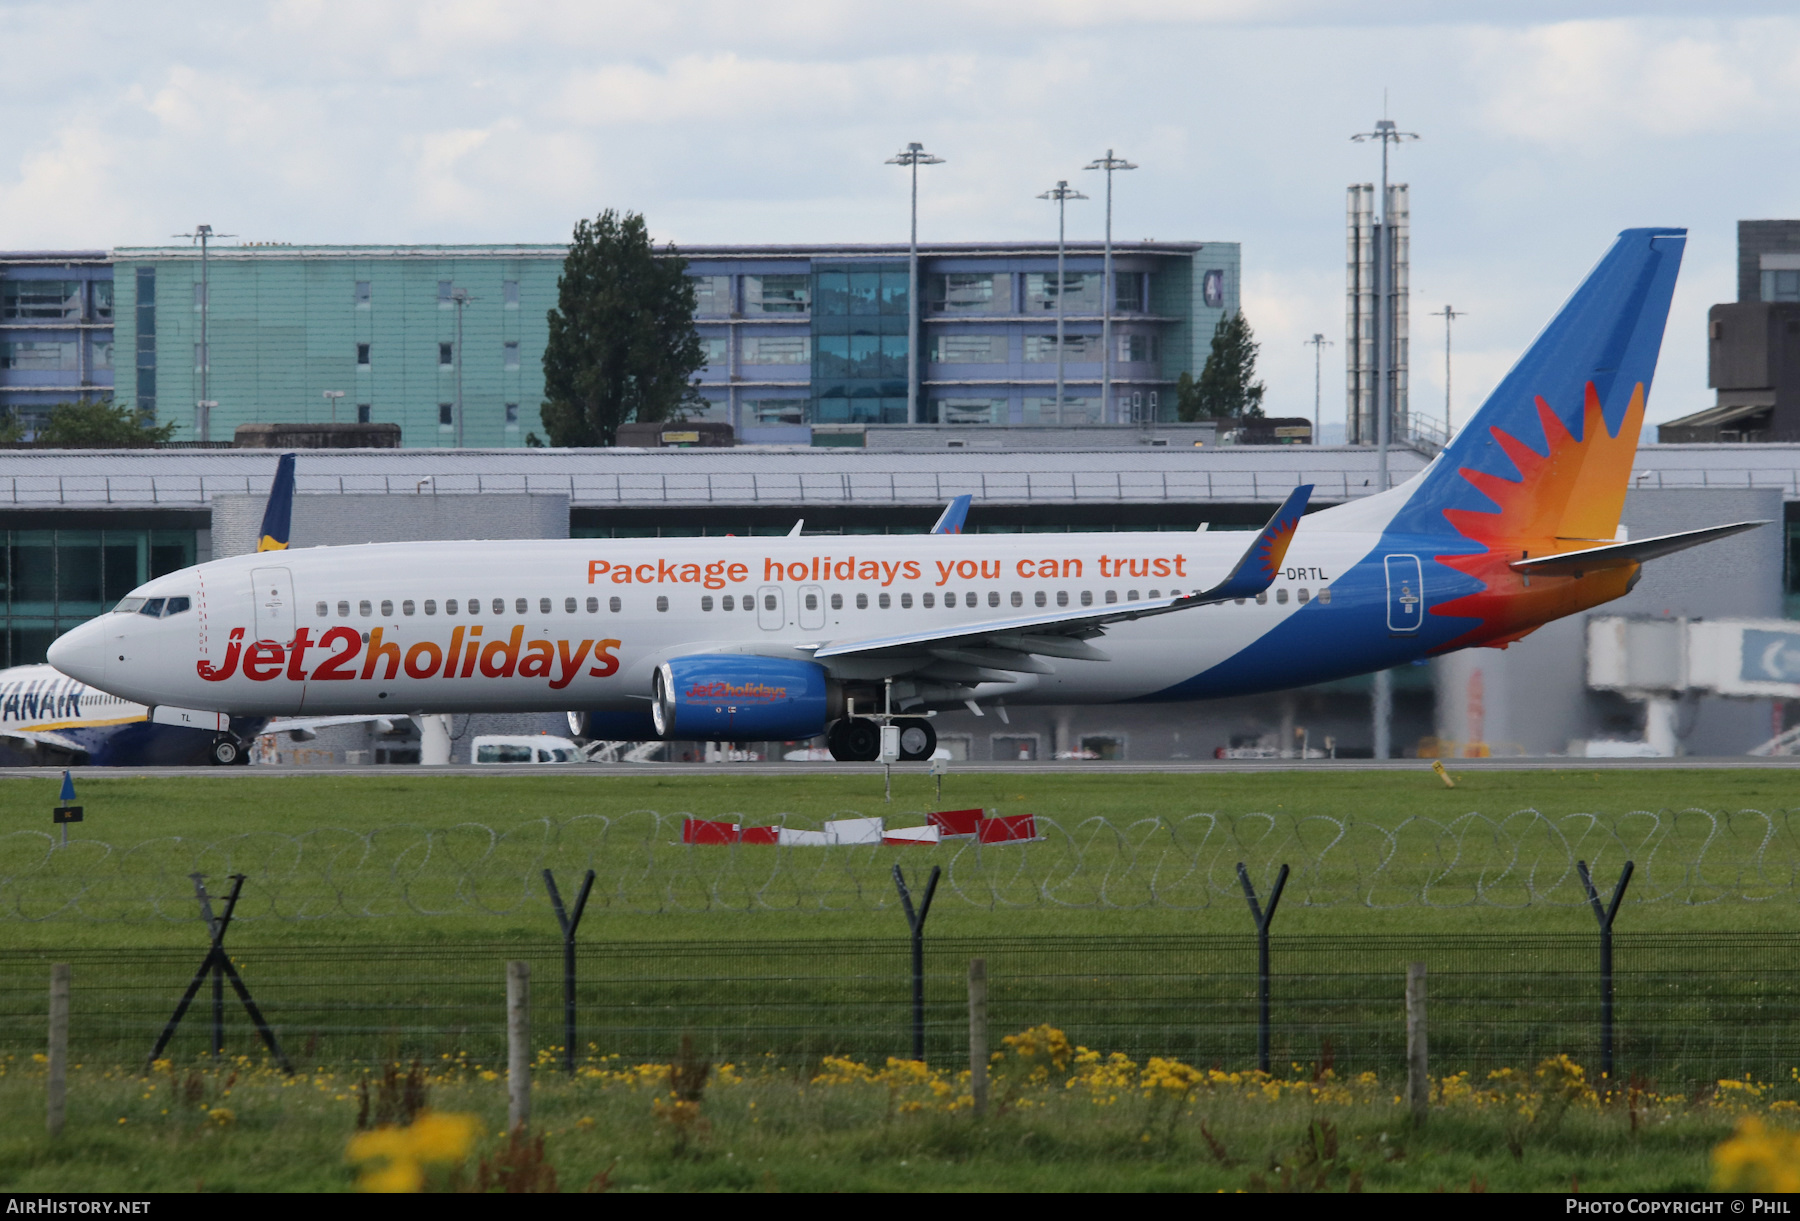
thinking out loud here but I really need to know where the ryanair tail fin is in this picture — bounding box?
[256,453,296,552]
[1387,227,1686,548]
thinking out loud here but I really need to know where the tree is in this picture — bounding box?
[32,397,176,448]
[1177,310,1266,421]
[539,210,705,447]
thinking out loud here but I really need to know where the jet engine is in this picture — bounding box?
[652,655,832,741]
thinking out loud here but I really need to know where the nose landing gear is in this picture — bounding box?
[209,734,249,766]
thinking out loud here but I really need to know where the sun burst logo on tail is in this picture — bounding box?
[1430,382,1645,650]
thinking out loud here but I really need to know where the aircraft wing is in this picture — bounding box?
[811,485,1311,666]
[1509,521,1767,574]
[0,726,87,753]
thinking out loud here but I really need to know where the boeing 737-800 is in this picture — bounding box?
[47,228,1763,761]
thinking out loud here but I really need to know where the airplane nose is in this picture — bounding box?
[47,617,108,686]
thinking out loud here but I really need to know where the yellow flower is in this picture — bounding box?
[1715,1118,1800,1192]
[346,1111,479,1194]
[208,1107,235,1127]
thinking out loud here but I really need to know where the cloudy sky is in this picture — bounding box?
[4,0,1797,433]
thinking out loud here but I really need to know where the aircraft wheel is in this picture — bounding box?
[896,718,936,762]
[209,735,244,766]
[828,717,880,762]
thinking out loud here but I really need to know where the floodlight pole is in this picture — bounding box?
[173,224,235,441]
[450,288,474,447]
[1430,305,1466,435]
[322,390,345,424]
[1350,116,1418,490]
[886,143,944,426]
[1085,150,1137,423]
[1305,333,1332,444]
[1038,181,1088,420]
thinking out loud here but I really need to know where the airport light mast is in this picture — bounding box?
[1084,150,1137,423]
[1038,180,1088,419]
[886,142,944,426]
[173,223,235,442]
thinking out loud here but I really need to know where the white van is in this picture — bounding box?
[470,735,583,764]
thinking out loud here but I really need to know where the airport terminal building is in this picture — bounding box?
[4,241,1238,446]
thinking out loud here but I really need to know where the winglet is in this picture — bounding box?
[931,495,972,535]
[1195,484,1312,602]
[255,453,297,552]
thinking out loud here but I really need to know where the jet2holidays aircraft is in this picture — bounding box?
[49,228,1763,762]
[11,454,396,765]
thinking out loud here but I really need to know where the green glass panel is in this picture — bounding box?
[10,533,53,606]
[56,531,102,604]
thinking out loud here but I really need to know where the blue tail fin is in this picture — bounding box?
[1388,227,1685,544]
[256,453,296,552]
[931,494,972,535]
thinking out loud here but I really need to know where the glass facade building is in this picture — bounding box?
[0,252,115,429]
[17,239,1237,445]
[0,517,198,667]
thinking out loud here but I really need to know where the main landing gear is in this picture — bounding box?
[208,734,250,766]
[825,716,936,762]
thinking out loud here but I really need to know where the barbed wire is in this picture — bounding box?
[0,807,1795,923]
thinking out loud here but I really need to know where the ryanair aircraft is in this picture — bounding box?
[48,229,1762,762]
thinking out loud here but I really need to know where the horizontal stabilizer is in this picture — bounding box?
[1509,521,1767,574]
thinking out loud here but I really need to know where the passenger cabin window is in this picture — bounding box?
[608,597,621,612]
[403,600,415,616]
[337,601,350,617]
[830,593,843,610]
[879,593,891,609]
[1056,591,1068,607]
[1034,591,1046,608]
[564,597,576,613]
[1318,588,1332,605]
[722,595,735,611]
[445,599,458,614]
[1080,590,1093,606]
[1105,590,1118,604]
[702,596,714,611]
[538,598,549,614]
[856,593,868,609]
[944,592,956,608]
[656,596,669,612]
[315,602,329,617]
[359,600,372,616]
[1127,591,1140,601]
[1011,591,1023,608]
[493,599,505,615]
[922,593,934,608]
[424,600,438,615]
[381,600,394,616]
[901,593,913,609]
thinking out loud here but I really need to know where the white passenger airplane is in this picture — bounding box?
[47,230,1764,762]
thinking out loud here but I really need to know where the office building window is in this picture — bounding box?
[504,403,518,425]
[439,342,453,366]
[91,339,113,370]
[690,275,731,316]
[1764,270,1800,303]
[930,334,1005,363]
[0,342,77,371]
[699,336,727,366]
[1117,333,1160,362]
[92,281,113,321]
[814,269,906,317]
[357,403,371,423]
[927,272,1004,314]
[503,279,519,307]
[357,343,371,367]
[1025,273,1101,312]
[439,403,453,426]
[503,341,519,370]
[355,280,372,306]
[742,336,810,365]
[1114,271,1146,312]
[743,274,809,314]
[750,399,805,426]
[929,398,1006,426]
[1022,396,1099,425]
[437,280,453,303]
[1024,334,1101,362]
[2,280,83,321]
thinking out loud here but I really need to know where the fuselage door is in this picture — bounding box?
[252,567,296,644]
[757,585,785,631]
[1384,554,1423,634]
[798,584,825,631]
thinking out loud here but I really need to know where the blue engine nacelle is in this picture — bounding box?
[652,655,831,741]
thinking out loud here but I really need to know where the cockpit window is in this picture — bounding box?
[112,597,146,614]
[139,598,166,617]
[163,597,191,616]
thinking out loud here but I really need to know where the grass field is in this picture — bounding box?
[3,767,1800,947]
[0,1037,1788,1192]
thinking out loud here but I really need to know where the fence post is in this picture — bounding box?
[543,868,596,1076]
[506,960,530,1131]
[1578,859,1634,1088]
[893,864,942,1062]
[47,964,68,1138]
[1236,861,1290,1075]
[1405,962,1428,1125]
[968,958,989,1118]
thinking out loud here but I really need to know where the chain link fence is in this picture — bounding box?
[3,933,1798,1084]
